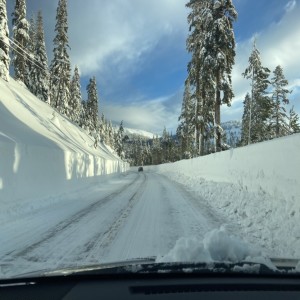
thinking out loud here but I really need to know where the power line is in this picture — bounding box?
[0,36,65,81]
[9,36,49,70]
[0,36,46,73]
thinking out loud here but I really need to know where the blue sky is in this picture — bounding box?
[7,0,300,134]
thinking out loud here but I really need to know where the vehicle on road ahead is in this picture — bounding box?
[138,166,143,172]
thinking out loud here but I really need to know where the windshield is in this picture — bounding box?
[0,0,299,279]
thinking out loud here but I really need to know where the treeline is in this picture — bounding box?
[1,1,299,166]
[177,0,237,158]
[122,128,180,166]
[176,0,299,160]
[121,123,241,167]
[241,42,300,145]
[0,0,122,151]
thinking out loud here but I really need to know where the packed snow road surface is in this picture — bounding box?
[0,170,233,278]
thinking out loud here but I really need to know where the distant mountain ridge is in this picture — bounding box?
[221,120,242,147]
[123,127,159,139]
[119,120,242,141]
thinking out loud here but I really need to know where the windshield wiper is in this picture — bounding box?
[6,257,300,280]
[40,259,299,278]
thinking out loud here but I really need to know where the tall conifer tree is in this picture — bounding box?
[241,93,251,145]
[50,0,71,115]
[269,65,290,138]
[243,42,270,144]
[69,66,82,123]
[211,0,237,152]
[12,0,29,83]
[177,78,194,158]
[86,76,99,133]
[186,0,210,155]
[0,0,10,81]
[186,0,237,154]
[26,15,36,90]
[288,106,300,134]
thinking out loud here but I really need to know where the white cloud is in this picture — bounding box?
[103,93,181,134]
[285,0,296,12]
[33,0,300,129]
[68,0,188,76]
[101,1,300,131]
[232,2,300,108]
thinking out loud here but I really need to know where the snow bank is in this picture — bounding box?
[0,78,129,203]
[157,226,260,264]
[152,134,300,258]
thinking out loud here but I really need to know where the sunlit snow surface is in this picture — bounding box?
[0,77,299,278]
[0,77,129,203]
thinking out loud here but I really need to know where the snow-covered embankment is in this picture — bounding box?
[153,134,300,258]
[0,78,129,204]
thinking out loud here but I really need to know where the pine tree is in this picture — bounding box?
[186,0,212,156]
[210,0,237,152]
[269,65,291,138]
[186,0,237,154]
[114,121,124,158]
[86,77,99,133]
[152,135,162,165]
[0,0,10,81]
[30,11,49,102]
[177,78,194,158]
[107,121,115,148]
[69,66,82,123]
[49,0,71,115]
[241,93,251,145]
[98,113,106,143]
[12,0,29,83]
[288,106,300,134]
[243,41,271,144]
[161,127,169,163]
[79,99,88,129]
[25,15,36,90]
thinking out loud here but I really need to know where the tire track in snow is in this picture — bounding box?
[0,173,140,262]
[76,173,147,262]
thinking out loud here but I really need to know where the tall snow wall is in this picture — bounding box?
[0,78,129,202]
[154,134,300,203]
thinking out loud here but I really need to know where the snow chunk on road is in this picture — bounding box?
[157,226,260,263]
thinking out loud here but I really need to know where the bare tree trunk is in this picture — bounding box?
[248,69,254,145]
[194,76,201,156]
[199,88,206,156]
[215,72,222,152]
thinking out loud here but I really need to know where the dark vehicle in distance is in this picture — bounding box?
[138,167,143,172]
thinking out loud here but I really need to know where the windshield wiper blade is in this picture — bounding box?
[39,257,157,277]
[8,257,300,279]
[41,261,293,277]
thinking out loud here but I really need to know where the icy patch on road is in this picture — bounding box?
[157,226,260,263]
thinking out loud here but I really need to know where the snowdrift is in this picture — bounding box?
[0,78,129,203]
[156,135,299,201]
[153,134,300,258]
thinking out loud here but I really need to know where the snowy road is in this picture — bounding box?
[0,170,233,278]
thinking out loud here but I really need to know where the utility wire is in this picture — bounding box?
[1,36,46,73]
[9,35,51,70]
[0,36,64,81]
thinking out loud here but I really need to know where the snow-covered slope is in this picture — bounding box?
[222,120,241,146]
[152,134,300,258]
[123,127,158,139]
[0,78,129,203]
